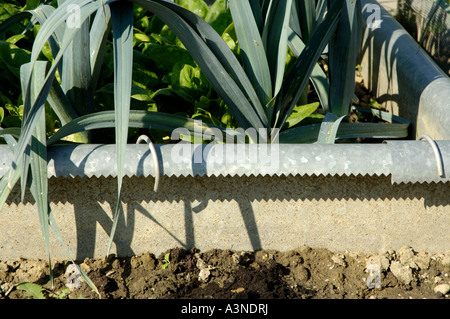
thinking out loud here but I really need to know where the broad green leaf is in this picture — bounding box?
[222,29,236,50]
[317,112,347,144]
[61,18,93,118]
[133,59,160,90]
[132,0,266,130]
[134,31,151,43]
[19,0,108,152]
[0,41,31,78]
[0,127,19,147]
[25,0,41,11]
[159,0,266,127]
[96,83,152,102]
[90,5,111,91]
[291,0,317,42]
[108,0,134,256]
[0,11,29,36]
[151,87,193,112]
[279,118,410,143]
[229,0,272,107]
[177,63,208,97]
[287,27,330,113]
[46,110,238,146]
[176,0,209,19]
[0,4,64,63]
[16,283,45,299]
[274,0,343,133]
[6,34,26,45]
[284,102,320,129]
[159,0,267,127]
[328,0,362,116]
[20,61,53,284]
[192,106,223,127]
[204,0,232,35]
[18,61,42,201]
[47,79,78,125]
[2,0,110,228]
[142,44,194,72]
[248,0,263,32]
[131,87,152,102]
[261,0,292,101]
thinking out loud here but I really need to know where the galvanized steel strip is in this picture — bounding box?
[40,143,391,179]
[0,141,448,183]
[386,140,449,184]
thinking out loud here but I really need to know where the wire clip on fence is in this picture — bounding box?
[136,135,160,192]
[417,134,445,178]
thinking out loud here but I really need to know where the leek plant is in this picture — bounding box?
[0,0,409,290]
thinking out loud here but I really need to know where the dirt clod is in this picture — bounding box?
[1,246,449,299]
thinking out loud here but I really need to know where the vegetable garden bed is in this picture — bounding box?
[1,0,448,260]
[0,0,449,301]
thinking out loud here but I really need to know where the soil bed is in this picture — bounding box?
[1,246,449,300]
[0,68,445,301]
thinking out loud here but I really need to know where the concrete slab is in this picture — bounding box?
[1,175,449,260]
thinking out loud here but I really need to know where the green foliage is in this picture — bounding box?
[16,282,46,299]
[135,0,237,134]
[1,0,402,144]
[88,0,238,143]
[0,1,29,131]
[0,0,410,299]
[0,1,60,137]
[284,102,321,129]
[16,282,71,299]
[161,252,170,269]
[368,98,384,110]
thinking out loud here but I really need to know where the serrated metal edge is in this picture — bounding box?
[0,142,448,184]
[386,140,450,184]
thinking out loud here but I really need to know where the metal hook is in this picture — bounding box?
[417,134,445,178]
[136,135,160,192]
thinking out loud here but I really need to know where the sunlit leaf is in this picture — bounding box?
[16,282,45,299]
[107,0,134,256]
